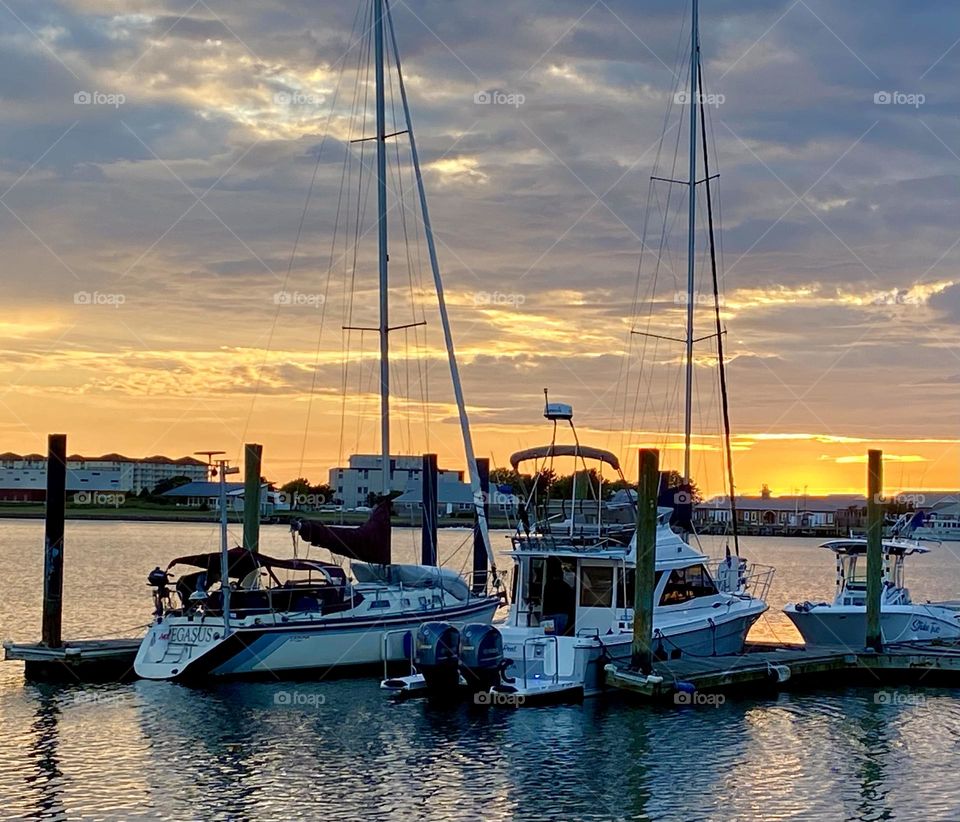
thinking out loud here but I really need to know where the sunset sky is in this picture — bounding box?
[1,1,959,496]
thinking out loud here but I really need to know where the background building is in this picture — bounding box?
[330,455,464,509]
[0,452,209,501]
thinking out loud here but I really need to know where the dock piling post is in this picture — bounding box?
[866,449,883,652]
[41,434,67,648]
[421,453,438,565]
[631,448,659,673]
[472,457,490,593]
[243,443,262,553]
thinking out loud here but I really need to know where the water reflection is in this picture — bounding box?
[24,686,65,821]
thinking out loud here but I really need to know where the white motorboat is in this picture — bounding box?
[382,404,772,703]
[783,530,960,647]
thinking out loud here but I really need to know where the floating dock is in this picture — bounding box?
[605,640,960,700]
[4,639,140,682]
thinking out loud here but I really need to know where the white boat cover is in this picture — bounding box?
[351,563,471,601]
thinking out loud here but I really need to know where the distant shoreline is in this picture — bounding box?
[0,506,515,529]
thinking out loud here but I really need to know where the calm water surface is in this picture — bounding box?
[3,520,960,821]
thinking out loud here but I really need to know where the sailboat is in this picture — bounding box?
[382,0,773,703]
[134,0,501,681]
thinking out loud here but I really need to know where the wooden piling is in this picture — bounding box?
[41,434,67,648]
[472,457,490,593]
[242,443,262,552]
[420,453,438,565]
[866,449,883,652]
[631,448,659,673]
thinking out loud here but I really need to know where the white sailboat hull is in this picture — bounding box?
[135,597,500,680]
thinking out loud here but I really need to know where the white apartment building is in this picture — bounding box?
[329,454,464,509]
[0,452,209,500]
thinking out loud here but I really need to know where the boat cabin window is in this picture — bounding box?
[659,565,718,606]
[579,565,614,608]
[618,569,665,609]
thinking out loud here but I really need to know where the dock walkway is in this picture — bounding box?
[606,641,960,700]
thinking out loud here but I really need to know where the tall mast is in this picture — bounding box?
[683,0,699,485]
[383,0,496,573]
[374,0,391,497]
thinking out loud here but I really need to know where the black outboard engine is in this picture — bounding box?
[458,624,504,694]
[414,622,461,693]
[147,566,172,617]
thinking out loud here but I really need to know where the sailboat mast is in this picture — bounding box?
[383,0,496,573]
[683,0,699,485]
[374,0,391,497]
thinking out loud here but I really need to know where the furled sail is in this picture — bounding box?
[292,500,392,565]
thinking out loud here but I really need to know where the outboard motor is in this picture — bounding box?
[414,622,461,692]
[147,566,172,617]
[458,624,504,694]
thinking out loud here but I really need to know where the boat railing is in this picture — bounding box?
[709,556,775,602]
[520,635,559,689]
[381,628,416,681]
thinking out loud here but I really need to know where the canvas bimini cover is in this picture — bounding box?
[292,500,392,565]
[509,444,620,471]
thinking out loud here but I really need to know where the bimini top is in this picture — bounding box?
[167,547,349,586]
[820,539,930,557]
[509,444,620,472]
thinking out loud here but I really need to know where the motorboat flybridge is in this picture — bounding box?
[381,403,772,702]
[135,495,501,680]
[136,0,505,680]
[783,516,960,646]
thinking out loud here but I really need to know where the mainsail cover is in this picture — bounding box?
[292,500,392,565]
